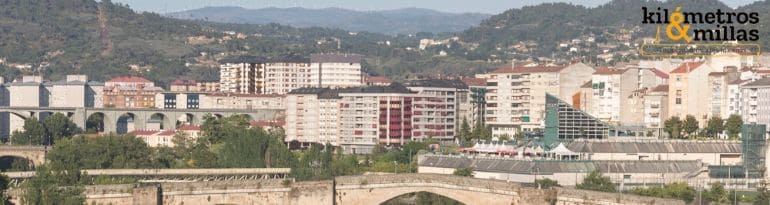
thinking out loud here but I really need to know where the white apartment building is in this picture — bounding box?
[741,78,770,127]
[482,62,594,136]
[707,68,740,119]
[309,54,363,88]
[285,88,340,146]
[728,79,751,116]
[219,54,363,95]
[643,85,669,129]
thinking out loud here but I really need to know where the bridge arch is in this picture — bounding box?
[149,113,172,130]
[176,113,199,127]
[116,112,137,134]
[86,112,107,133]
[0,146,47,168]
[334,174,532,205]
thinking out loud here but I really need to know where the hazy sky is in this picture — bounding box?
[112,0,761,14]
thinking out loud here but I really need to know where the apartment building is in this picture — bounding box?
[169,79,220,92]
[219,54,363,95]
[405,80,469,142]
[707,67,740,119]
[337,83,418,154]
[103,76,163,108]
[285,88,341,146]
[219,56,265,94]
[643,85,669,129]
[264,56,314,94]
[589,68,637,125]
[461,77,487,127]
[199,93,285,110]
[482,62,594,136]
[47,75,104,108]
[309,53,363,88]
[668,62,714,126]
[741,77,770,127]
[728,79,751,116]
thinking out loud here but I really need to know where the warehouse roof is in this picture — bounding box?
[565,140,741,153]
[418,155,702,175]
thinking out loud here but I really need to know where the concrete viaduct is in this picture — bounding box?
[7,174,684,205]
[0,106,283,134]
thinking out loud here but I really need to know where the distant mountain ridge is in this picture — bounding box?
[167,7,491,34]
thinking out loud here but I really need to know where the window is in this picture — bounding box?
[676,98,682,104]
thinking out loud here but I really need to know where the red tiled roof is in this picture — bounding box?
[650,68,669,79]
[461,77,486,87]
[108,75,152,83]
[177,124,201,131]
[170,79,197,86]
[157,130,176,136]
[755,70,770,74]
[652,84,669,92]
[593,67,626,75]
[366,76,392,84]
[729,79,751,85]
[670,62,704,74]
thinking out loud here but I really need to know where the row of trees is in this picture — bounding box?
[11,113,80,145]
[664,114,743,139]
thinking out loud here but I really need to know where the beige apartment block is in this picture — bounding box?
[481,62,594,136]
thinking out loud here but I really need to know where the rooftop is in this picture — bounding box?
[490,65,568,74]
[406,79,468,89]
[365,76,393,84]
[744,77,770,87]
[170,79,197,86]
[670,62,705,74]
[566,139,741,154]
[460,77,486,87]
[107,76,152,83]
[338,83,416,94]
[310,53,362,64]
[219,55,310,64]
[593,67,627,75]
[651,84,669,92]
[418,155,702,174]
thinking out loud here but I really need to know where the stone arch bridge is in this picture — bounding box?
[35,173,684,205]
[0,107,283,134]
[0,146,47,168]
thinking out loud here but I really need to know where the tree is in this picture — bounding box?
[663,117,682,139]
[704,182,728,204]
[453,167,473,177]
[535,178,560,189]
[576,171,616,192]
[0,174,9,204]
[705,116,724,138]
[682,115,699,138]
[11,117,45,145]
[22,165,84,205]
[43,113,80,143]
[725,114,743,139]
[459,118,472,142]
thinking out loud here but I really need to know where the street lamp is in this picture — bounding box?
[393,161,398,173]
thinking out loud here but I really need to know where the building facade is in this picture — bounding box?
[103,76,163,108]
[741,78,770,127]
[482,62,594,136]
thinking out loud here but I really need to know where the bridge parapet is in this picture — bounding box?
[336,173,521,190]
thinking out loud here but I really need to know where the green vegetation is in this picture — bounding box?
[452,167,473,177]
[630,182,696,203]
[534,178,560,189]
[725,114,744,139]
[705,116,725,138]
[11,113,81,145]
[576,171,616,192]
